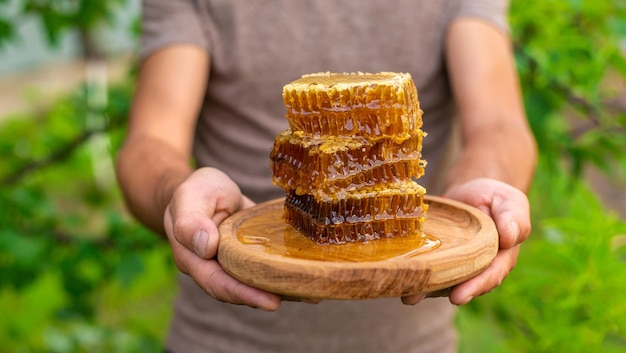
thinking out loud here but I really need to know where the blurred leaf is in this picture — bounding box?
[0,15,14,46]
[510,0,626,180]
[462,165,626,352]
[0,270,68,351]
[114,252,144,288]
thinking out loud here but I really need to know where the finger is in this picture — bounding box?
[170,233,281,311]
[199,195,255,258]
[212,194,256,226]
[165,199,220,259]
[401,293,426,305]
[165,181,219,258]
[164,208,212,273]
[166,170,249,259]
[490,191,531,249]
[192,224,220,260]
[449,245,520,305]
[197,260,281,311]
[401,287,450,305]
[241,194,256,210]
[445,179,531,249]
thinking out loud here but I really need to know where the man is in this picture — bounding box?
[116,1,536,352]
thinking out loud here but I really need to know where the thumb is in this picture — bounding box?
[489,191,530,249]
[445,178,531,249]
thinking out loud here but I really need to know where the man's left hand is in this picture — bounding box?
[402,178,531,306]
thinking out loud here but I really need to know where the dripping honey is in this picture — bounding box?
[271,72,429,245]
[236,207,441,262]
[270,130,426,196]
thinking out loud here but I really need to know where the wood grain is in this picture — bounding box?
[217,195,498,300]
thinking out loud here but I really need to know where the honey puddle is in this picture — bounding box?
[237,208,441,262]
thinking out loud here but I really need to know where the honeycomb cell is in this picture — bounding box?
[270,130,426,196]
[285,204,426,245]
[272,72,429,244]
[283,180,428,244]
[283,72,422,139]
[275,158,425,198]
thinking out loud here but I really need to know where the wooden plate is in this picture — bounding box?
[218,195,498,300]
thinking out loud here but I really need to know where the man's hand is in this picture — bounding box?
[402,178,531,306]
[163,167,282,311]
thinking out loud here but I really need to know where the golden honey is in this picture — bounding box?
[271,72,428,244]
[284,180,427,244]
[282,72,422,139]
[270,129,426,196]
[236,206,441,262]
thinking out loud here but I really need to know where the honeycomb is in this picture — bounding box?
[285,180,427,224]
[271,72,428,244]
[283,72,422,140]
[270,129,426,196]
[284,208,426,244]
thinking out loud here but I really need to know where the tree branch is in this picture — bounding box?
[514,42,626,139]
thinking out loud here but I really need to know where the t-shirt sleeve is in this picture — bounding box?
[140,0,210,60]
[451,0,510,33]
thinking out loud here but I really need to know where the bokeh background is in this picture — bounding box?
[1,1,625,352]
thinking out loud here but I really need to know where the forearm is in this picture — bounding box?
[444,18,537,193]
[445,119,537,193]
[115,135,193,236]
[115,45,209,235]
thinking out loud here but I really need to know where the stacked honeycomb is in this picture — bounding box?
[270,72,428,244]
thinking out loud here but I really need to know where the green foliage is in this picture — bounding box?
[0,0,15,46]
[23,0,127,45]
[0,79,176,352]
[511,0,626,178]
[0,0,625,352]
[459,163,626,352]
[458,1,626,352]
[0,0,128,48]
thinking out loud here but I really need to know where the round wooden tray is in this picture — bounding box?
[218,195,498,300]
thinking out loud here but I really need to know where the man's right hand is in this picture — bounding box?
[163,167,282,311]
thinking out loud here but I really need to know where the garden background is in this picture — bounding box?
[1,1,625,352]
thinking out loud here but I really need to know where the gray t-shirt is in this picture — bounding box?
[141,1,508,352]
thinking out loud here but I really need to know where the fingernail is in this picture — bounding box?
[510,221,520,245]
[456,295,474,306]
[403,294,426,305]
[193,229,209,258]
[258,296,281,311]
